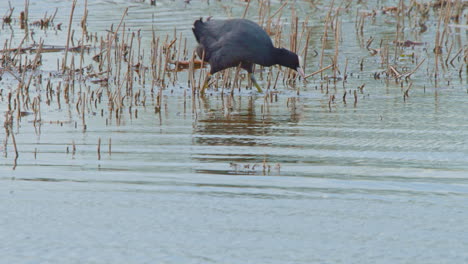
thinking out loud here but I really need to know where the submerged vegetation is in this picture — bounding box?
[0,0,467,169]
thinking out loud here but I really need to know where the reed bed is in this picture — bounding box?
[0,0,467,167]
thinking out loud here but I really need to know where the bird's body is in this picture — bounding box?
[192,18,305,94]
[193,18,275,72]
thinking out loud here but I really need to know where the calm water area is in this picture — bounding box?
[1,0,468,263]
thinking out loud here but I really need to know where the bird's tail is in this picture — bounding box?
[192,18,205,43]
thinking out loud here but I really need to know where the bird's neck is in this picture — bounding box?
[272,47,295,69]
[270,47,284,66]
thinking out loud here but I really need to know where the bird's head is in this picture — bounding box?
[275,48,306,79]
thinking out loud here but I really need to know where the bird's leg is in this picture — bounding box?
[200,72,212,95]
[249,73,263,93]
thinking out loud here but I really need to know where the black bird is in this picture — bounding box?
[192,18,305,95]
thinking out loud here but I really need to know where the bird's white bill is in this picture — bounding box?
[297,66,305,79]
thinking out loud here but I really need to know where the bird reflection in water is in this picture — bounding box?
[192,95,303,168]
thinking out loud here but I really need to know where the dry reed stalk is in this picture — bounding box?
[188,51,196,95]
[328,95,335,112]
[320,0,335,79]
[174,32,183,83]
[22,0,29,32]
[439,0,453,47]
[333,15,341,80]
[222,68,231,94]
[298,21,309,59]
[56,81,62,109]
[242,0,251,19]
[268,1,287,21]
[403,82,413,102]
[266,68,273,90]
[82,92,86,131]
[137,30,142,81]
[157,35,167,84]
[78,0,88,81]
[353,89,357,107]
[272,71,280,90]
[233,64,242,93]
[116,24,127,88]
[10,126,18,169]
[151,34,159,93]
[343,57,348,84]
[62,0,77,73]
[302,28,311,72]
[108,138,112,156]
[433,5,445,78]
[161,37,175,88]
[393,0,405,62]
[4,111,19,165]
[22,41,44,110]
[127,32,136,98]
[107,8,129,86]
[436,1,454,74]
[197,50,207,93]
[11,35,27,63]
[290,7,298,54]
[97,137,101,160]
[257,0,266,27]
[183,37,188,59]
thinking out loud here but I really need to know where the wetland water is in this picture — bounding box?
[1,0,468,263]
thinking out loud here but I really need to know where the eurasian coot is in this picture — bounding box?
[192,18,305,95]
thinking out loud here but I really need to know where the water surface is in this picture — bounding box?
[1,0,468,263]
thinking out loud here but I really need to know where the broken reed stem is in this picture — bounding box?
[268,1,288,20]
[403,58,426,78]
[305,65,333,79]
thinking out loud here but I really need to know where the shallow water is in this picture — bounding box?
[1,0,468,263]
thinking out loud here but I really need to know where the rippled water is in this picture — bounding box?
[1,0,468,263]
